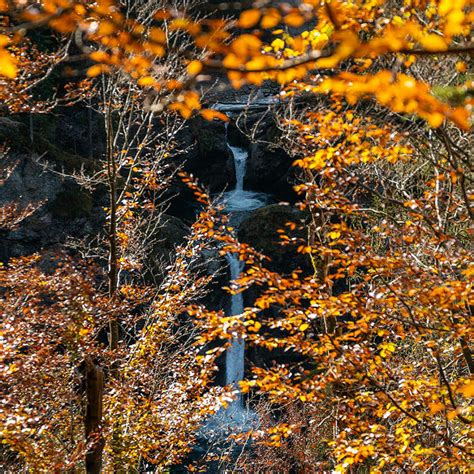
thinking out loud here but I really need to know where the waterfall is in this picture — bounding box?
[223,128,268,214]
[200,121,269,439]
[225,253,245,408]
[223,127,268,413]
[228,144,247,191]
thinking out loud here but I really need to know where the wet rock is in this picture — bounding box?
[246,142,294,196]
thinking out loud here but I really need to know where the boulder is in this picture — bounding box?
[238,204,309,274]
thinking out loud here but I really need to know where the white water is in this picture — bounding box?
[222,130,268,214]
[200,123,268,439]
[223,130,268,413]
[225,253,245,407]
[229,144,246,191]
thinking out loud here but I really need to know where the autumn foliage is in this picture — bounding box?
[1,0,473,472]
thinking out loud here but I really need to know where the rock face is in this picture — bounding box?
[1,90,299,265]
[0,151,100,261]
[0,113,106,261]
[236,204,310,392]
[238,204,309,274]
[182,117,234,192]
[146,214,191,278]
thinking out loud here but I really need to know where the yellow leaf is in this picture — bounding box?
[271,38,285,51]
[0,49,17,79]
[427,112,444,128]
[392,15,404,26]
[238,9,261,29]
[256,298,270,309]
[248,321,262,332]
[137,76,155,87]
[299,323,309,331]
[327,231,341,240]
[0,34,10,47]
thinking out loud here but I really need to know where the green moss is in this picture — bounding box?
[432,81,474,107]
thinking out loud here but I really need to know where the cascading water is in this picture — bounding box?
[222,125,268,215]
[199,121,268,441]
[225,253,245,409]
[223,124,268,414]
[229,143,246,191]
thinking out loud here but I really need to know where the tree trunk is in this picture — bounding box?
[85,357,104,474]
[106,105,119,351]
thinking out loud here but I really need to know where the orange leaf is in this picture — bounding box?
[419,34,448,52]
[89,50,110,62]
[149,27,166,44]
[154,10,170,20]
[0,47,17,79]
[97,21,116,36]
[87,64,110,77]
[261,9,281,29]
[284,12,305,28]
[187,60,203,76]
[200,109,229,122]
[459,381,474,398]
[427,112,444,128]
[238,9,261,29]
[428,402,445,414]
[230,34,262,57]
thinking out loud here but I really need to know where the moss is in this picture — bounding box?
[34,135,97,173]
[192,117,227,156]
[432,81,474,107]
